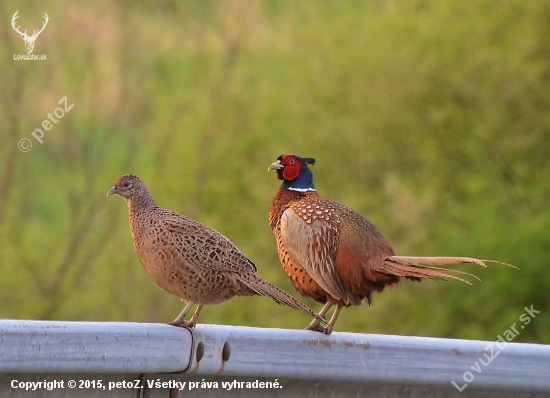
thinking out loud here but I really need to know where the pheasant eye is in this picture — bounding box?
[289,159,296,165]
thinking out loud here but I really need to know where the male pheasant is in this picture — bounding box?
[108,174,327,329]
[268,154,496,335]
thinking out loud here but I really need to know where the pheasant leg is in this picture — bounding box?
[170,300,195,327]
[324,303,344,335]
[306,302,333,333]
[182,305,203,328]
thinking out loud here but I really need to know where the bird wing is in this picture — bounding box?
[159,209,257,274]
[280,204,349,301]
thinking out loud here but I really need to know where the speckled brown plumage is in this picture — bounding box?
[268,155,495,334]
[108,174,327,329]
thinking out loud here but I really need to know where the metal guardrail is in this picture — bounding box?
[1,319,549,397]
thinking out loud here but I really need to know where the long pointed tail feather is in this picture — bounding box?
[380,259,478,285]
[380,256,517,285]
[480,260,519,269]
[389,256,518,270]
[388,256,487,267]
[241,274,328,326]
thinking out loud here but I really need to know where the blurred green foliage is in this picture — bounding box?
[0,0,548,342]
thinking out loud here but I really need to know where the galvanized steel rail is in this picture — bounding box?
[1,320,549,397]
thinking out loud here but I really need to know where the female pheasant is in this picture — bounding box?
[268,154,492,335]
[108,174,327,330]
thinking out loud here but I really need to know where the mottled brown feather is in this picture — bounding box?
[268,155,496,333]
[109,174,325,326]
[272,190,400,307]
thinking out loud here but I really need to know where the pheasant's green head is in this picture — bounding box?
[268,154,316,192]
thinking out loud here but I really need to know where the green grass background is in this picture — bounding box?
[0,0,549,342]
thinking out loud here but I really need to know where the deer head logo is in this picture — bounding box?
[11,11,49,54]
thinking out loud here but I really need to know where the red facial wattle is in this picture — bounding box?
[282,164,300,181]
[280,155,301,181]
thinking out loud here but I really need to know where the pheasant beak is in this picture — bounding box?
[268,161,284,171]
[107,187,119,196]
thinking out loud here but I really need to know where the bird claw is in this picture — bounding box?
[183,320,197,328]
[305,323,326,333]
[168,320,196,329]
[323,324,333,335]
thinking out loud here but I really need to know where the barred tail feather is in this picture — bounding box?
[241,274,327,325]
[376,256,498,285]
[388,256,487,267]
[387,256,517,270]
[379,256,519,285]
[380,259,478,284]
